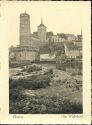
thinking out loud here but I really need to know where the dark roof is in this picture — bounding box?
[20,12,29,17]
[13,46,39,52]
[64,42,79,50]
[38,23,46,28]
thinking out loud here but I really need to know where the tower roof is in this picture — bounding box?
[38,18,46,28]
[38,23,46,27]
[20,12,29,17]
[41,17,43,24]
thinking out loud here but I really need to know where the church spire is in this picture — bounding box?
[41,17,43,24]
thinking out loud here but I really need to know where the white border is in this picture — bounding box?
[0,1,91,124]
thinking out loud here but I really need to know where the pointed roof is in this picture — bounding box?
[41,17,43,24]
[38,18,46,28]
[64,42,79,50]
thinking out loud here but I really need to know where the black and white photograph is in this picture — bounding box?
[0,2,91,124]
[8,2,83,114]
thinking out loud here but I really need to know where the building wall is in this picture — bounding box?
[67,36,76,41]
[38,26,46,42]
[65,34,77,41]
[64,45,80,58]
[15,50,37,61]
[30,36,41,48]
[68,50,80,58]
[51,35,65,42]
[74,41,82,47]
[40,54,55,61]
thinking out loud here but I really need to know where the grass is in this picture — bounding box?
[9,74,51,90]
[9,63,82,114]
[9,86,83,114]
[9,78,83,114]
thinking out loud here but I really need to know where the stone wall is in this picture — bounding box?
[15,50,37,61]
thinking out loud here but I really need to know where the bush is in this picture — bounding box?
[20,75,50,90]
[44,68,53,75]
[9,93,83,114]
[9,86,24,101]
[22,64,42,73]
[9,77,83,114]
[9,74,50,90]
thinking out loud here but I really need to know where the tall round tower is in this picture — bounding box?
[38,18,47,42]
[20,12,31,46]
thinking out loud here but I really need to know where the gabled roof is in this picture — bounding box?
[64,42,79,50]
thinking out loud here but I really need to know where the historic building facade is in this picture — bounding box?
[20,12,31,46]
[9,12,82,62]
[64,42,82,59]
[38,19,47,43]
[10,12,40,62]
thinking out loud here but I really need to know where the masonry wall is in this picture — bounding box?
[20,13,31,46]
[64,45,80,58]
[15,50,37,61]
[38,26,46,42]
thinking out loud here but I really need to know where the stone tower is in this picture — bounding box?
[20,12,31,46]
[38,18,46,42]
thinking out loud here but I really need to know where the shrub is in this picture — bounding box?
[44,68,53,75]
[25,64,42,73]
[9,74,50,90]
[9,93,83,114]
[20,75,50,90]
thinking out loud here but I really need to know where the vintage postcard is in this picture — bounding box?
[0,1,91,124]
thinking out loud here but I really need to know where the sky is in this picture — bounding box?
[0,1,91,47]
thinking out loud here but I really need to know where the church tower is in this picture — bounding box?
[38,18,46,42]
[19,12,31,46]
